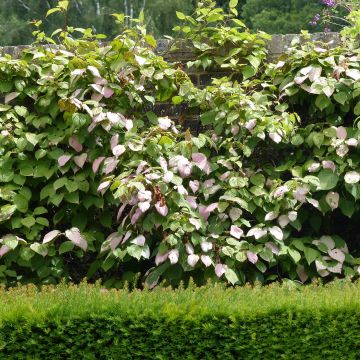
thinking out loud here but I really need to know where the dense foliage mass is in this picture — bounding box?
[1,281,360,358]
[0,0,336,45]
[0,0,359,287]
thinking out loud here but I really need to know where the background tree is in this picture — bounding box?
[0,0,334,46]
[241,0,324,34]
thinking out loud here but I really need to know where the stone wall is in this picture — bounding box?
[0,32,341,134]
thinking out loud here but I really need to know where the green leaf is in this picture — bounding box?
[200,111,216,125]
[19,247,35,261]
[36,217,49,227]
[0,81,13,92]
[127,245,143,260]
[318,169,338,190]
[64,191,79,204]
[3,235,18,250]
[0,205,17,223]
[304,247,320,265]
[59,241,74,254]
[354,101,360,116]
[333,92,348,105]
[46,7,61,17]
[242,65,256,80]
[13,194,29,213]
[225,268,239,285]
[54,177,68,191]
[250,174,265,187]
[172,96,183,105]
[288,248,301,263]
[229,0,238,8]
[339,198,355,218]
[30,243,48,257]
[21,216,36,228]
[315,94,331,111]
[176,11,186,20]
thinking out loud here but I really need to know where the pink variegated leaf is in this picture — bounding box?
[189,218,201,230]
[269,131,282,143]
[110,134,119,150]
[155,202,168,217]
[177,157,192,178]
[336,126,347,139]
[245,119,256,132]
[192,153,210,174]
[91,84,103,93]
[230,225,243,239]
[346,138,358,147]
[200,241,212,252]
[138,201,150,213]
[269,226,283,241]
[231,125,239,135]
[107,233,123,251]
[201,255,212,267]
[185,243,194,255]
[328,249,345,263]
[247,228,267,240]
[186,196,198,209]
[278,215,290,228]
[322,160,336,172]
[102,86,114,98]
[247,251,258,264]
[69,136,83,152]
[65,228,88,251]
[103,157,119,174]
[112,145,126,157]
[155,251,169,266]
[0,245,11,257]
[168,249,179,264]
[94,76,107,85]
[158,117,172,130]
[43,230,62,244]
[74,153,87,168]
[296,265,308,283]
[132,235,146,246]
[121,231,132,244]
[163,171,173,183]
[92,157,105,173]
[229,208,242,222]
[319,236,335,250]
[58,155,72,167]
[215,264,228,278]
[97,181,111,193]
[189,180,200,193]
[71,69,85,76]
[5,92,19,103]
[265,242,279,255]
[88,65,101,77]
[325,192,339,210]
[265,211,278,221]
[328,262,342,274]
[138,190,152,202]
[199,203,218,221]
[187,254,200,267]
[131,208,143,225]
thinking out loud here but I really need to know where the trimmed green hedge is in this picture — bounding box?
[1,282,360,359]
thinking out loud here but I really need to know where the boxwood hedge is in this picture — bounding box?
[0,281,360,359]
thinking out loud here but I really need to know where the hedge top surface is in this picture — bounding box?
[0,281,359,323]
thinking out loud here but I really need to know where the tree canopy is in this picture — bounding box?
[0,1,331,46]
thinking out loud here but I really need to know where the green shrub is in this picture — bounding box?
[1,281,360,359]
[0,0,359,287]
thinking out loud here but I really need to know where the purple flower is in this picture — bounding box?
[322,0,336,7]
